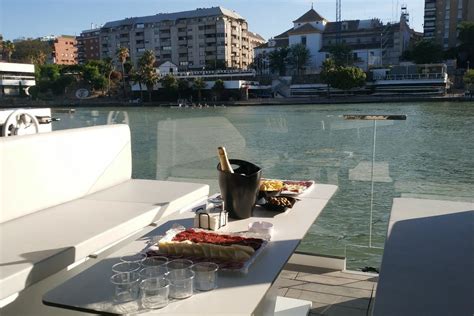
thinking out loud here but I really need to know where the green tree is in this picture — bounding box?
[3,40,15,62]
[160,74,179,100]
[212,79,225,101]
[77,61,110,94]
[404,40,443,64]
[326,66,366,92]
[464,69,474,99]
[138,50,158,102]
[92,76,107,94]
[11,39,51,64]
[82,64,101,85]
[116,47,129,98]
[38,64,61,81]
[458,22,474,67]
[252,52,267,75]
[269,47,289,76]
[177,79,190,99]
[51,74,75,95]
[192,77,206,102]
[288,44,311,75]
[327,43,356,66]
[320,58,336,97]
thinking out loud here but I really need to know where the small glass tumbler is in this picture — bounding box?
[110,272,140,303]
[140,278,170,309]
[166,259,193,277]
[139,266,168,280]
[166,269,195,299]
[112,262,141,275]
[191,262,219,291]
[142,256,168,269]
[120,252,147,264]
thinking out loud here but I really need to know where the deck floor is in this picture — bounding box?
[274,264,378,316]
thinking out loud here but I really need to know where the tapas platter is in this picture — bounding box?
[146,226,268,273]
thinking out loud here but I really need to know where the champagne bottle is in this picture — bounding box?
[217,146,234,173]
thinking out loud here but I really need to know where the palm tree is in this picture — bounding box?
[192,77,206,102]
[144,71,159,102]
[116,47,129,98]
[289,44,311,75]
[212,79,225,101]
[102,57,114,96]
[130,69,145,102]
[3,40,15,62]
[161,74,178,100]
[269,47,289,76]
[138,50,158,102]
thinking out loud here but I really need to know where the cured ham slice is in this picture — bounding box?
[156,229,263,263]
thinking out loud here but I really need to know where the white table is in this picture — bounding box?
[43,184,337,315]
[373,198,474,316]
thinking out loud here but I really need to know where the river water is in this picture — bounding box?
[52,101,474,270]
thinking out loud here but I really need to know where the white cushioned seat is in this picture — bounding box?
[84,179,209,220]
[0,125,209,302]
[0,199,161,300]
[0,125,132,224]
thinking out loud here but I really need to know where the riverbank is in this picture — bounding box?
[0,94,472,108]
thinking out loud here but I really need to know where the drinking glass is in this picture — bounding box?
[140,278,170,309]
[166,269,195,299]
[191,262,219,291]
[142,256,168,269]
[112,262,141,275]
[139,266,168,280]
[120,252,147,264]
[110,272,140,303]
[166,259,193,277]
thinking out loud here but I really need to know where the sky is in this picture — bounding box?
[0,0,425,41]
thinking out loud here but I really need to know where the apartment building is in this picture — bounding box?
[100,7,263,70]
[77,28,101,64]
[51,36,78,65]
[424,0,473,49]
[245,31,265,67]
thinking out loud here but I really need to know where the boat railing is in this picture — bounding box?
[0,75,36,81]
[374,73,445,81]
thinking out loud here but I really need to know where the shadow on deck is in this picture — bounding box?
[274,264,378,316]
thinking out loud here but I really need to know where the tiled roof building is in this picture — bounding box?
[255,6,417,74]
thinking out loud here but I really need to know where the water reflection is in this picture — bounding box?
[156,116,245,187]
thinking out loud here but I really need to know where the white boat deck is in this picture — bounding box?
[274,265,377,316]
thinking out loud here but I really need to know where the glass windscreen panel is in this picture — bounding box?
[52,103,474,270]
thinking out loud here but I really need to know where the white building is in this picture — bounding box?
[288,8,327,72]
[255,6,416,74]
[0,62,36,97]
[158,61,179,76]
[255,8,328,74]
